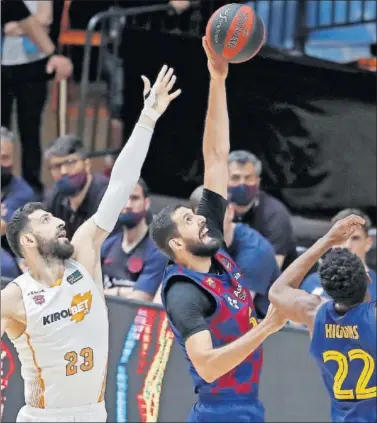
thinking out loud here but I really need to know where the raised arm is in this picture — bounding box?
[71,66,181,279]
[269,214,365,330]
[202,38,230,200]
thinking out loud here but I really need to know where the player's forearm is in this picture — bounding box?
[93,114,155,233]
[202,79,230,162]
[200,320,274,382]
[269,237,331,299]
[18,15,55,55]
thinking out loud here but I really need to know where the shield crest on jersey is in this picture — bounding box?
[33,295,45,305]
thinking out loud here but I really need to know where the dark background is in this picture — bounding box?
[119,28,376,221]
[53,1,376,223]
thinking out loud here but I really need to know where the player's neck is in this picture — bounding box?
[181,255,212,273]
[27,255,66,287]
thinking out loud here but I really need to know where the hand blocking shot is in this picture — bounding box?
[150,38,286,423]
[0,65,181,423]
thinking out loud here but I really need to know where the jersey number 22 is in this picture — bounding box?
[323,348,376,400]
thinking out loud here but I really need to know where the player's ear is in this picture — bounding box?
[365,236,373,253]
[168,237,183,253]
[144,197,151,211]
[19,233,37,249]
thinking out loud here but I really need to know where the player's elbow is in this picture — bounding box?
[192,352,222,383]
[268,285,282,305]
[195,363,218,383]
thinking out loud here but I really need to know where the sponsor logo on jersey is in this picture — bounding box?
[33,295,45,305]
[67,270,83,285]
[27,289,45,296]
[224,294,239,309]
[221,257,232,271]
[42,291,93,326]
[204,277,217,289]
[233,283,247,301]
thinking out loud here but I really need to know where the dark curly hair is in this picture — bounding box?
[319,248,368,306]
[6,202,44,258]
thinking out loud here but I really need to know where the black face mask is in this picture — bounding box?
[1,166,13,190]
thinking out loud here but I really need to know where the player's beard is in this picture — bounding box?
[185,237,221,257]
[35,234,74,260]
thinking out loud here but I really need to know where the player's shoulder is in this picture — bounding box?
[1,281,23,316]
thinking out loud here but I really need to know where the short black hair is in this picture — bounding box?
[138,177,150,198]
[319,248,368,306]
[6,202,45,258]
[332,208,372,235]
[149,204,182,258]
[44,134,86,160]
[228,150,262,176]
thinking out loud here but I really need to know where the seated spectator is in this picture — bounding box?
[228,150,297,270]
[44,135,109,239]
[101,178,167,302]
[301,209,376,301]
[188,185,280,318]
[1,248,22,280]
[1,127,36,238]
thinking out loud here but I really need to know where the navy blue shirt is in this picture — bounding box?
[2,175,36,223]
[234,190,297,270]
[2,175,36,254]
[1,248,22,281]
[301,269,377,301]
[101,230,168,296]
[228,223,280,317]
[45,173,109,240]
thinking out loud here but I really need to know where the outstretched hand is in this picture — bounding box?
[324,214,365,247]
[202,36,228,81]
[141,65,181,119]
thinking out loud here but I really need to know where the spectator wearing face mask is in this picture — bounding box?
[227,150,297,270]
[1,127,35,279]
[301,209,376,301]
[44,135,109,239]
[101,178,168,302]
[187,184,280,318]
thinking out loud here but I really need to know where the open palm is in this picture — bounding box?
[141,65,182,116]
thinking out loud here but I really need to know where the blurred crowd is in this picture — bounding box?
[1,0,376,312]
[2,119,376,311]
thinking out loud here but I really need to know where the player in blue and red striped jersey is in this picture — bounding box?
[149,37,286,423]
[269,215,376,423]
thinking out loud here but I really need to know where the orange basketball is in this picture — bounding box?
[206,3,265,63]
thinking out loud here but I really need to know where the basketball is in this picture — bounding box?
[206,3,265,63]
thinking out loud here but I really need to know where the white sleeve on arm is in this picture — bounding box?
[93,123,154,233]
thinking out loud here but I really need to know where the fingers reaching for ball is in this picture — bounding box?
[142,64,182,117]
[141,75,151,97]
[202,37,229,81]
[154,64,182,100]
[202,36,215,63]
